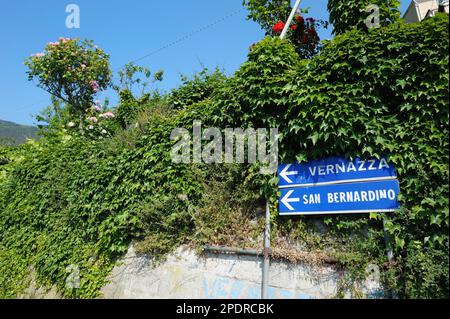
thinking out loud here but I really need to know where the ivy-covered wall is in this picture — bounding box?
[213,14,449,298]
[0,15,448,299]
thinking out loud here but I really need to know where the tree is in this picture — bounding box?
[327,0,401,35]
[25,38,112,123]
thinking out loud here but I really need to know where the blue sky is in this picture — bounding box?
[0,0,411,125]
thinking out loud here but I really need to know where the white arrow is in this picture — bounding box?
[279,164,298,184]
[281,190,300,211]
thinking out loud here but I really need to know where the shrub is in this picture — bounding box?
[167,68,227,110]
[25,38,112,120]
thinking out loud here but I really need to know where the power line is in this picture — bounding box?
[123,7,244,68]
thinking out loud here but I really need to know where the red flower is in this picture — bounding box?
[301,35,308,44]
[296,16,304,24]
[272,21,285,34]
[307,28,317,36]
[291,24,297,31]
[307,17,316,23]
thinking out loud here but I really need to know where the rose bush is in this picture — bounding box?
[25,38,112,121]
[271,15,327,59]
[66,100,117,139]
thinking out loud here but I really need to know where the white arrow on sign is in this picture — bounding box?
[279,164,298,184]
[281,190,300,211]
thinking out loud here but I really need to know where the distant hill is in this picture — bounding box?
[0,119,38,146]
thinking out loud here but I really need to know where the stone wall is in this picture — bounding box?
[101,245,384,299]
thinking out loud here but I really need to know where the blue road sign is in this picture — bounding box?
[278,179,400,215]
[278,157,396,188]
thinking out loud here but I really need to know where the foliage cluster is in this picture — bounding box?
[0,101,204,297]
[167,68,227,110]
[327,0,401,34]
[24,38,111,118]
[243,0,293,35]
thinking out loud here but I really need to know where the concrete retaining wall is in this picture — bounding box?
[101,245,384,299]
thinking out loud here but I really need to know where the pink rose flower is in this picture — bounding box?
[89,80,100,92]
[59,37,71,43]
[99,112,115,119]
[88,116,98,123]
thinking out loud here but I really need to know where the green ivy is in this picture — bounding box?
[167,68,227,110]
[327,0,400,35]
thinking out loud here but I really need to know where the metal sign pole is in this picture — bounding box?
[261,200,271,299]
[382,214,398,299]
[262,0,301,299]
[280,0,302,40]
[382,216,394,262]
